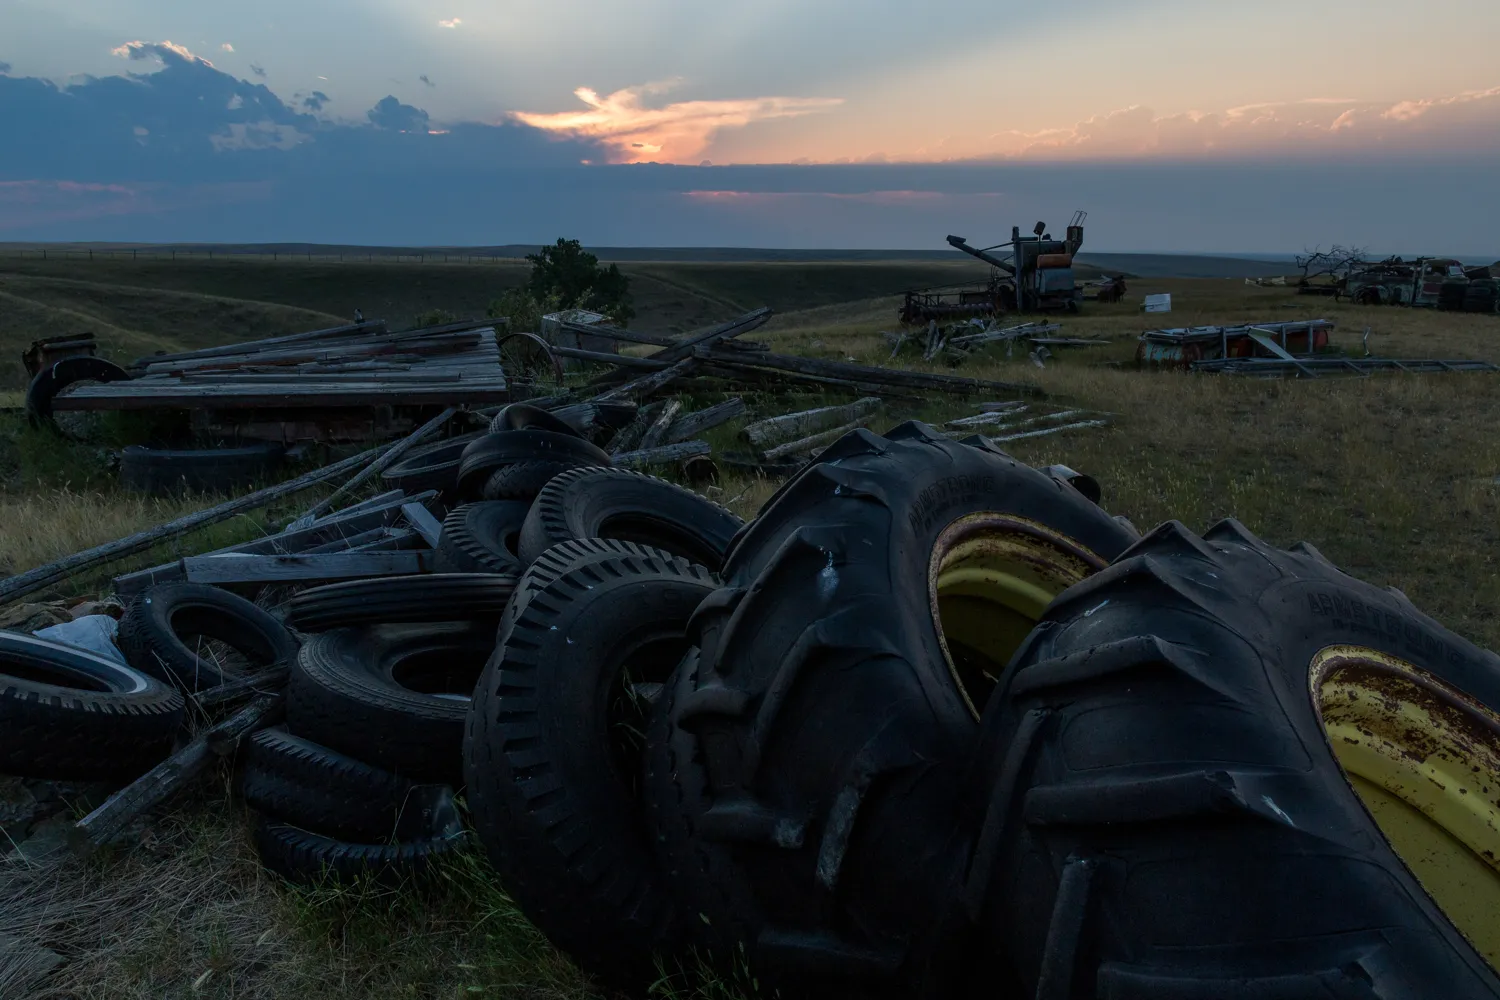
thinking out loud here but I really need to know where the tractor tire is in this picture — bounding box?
[118,582,299,692]
[518,466,744,570]
[432,501,530,575]
[287,623,495,782]
[654,422,1138,995]
[465,539,715,991]
[962,518,1500,999]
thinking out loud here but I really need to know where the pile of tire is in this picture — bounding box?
[460,419,1500,1000]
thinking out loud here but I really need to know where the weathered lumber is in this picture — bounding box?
[181,551,429,584]
[589,308,773,387]
[0,448,381,607]
[132,321,388,367]
[547,345,665,370]
[742,397,882,451]
[666,397,746,444]
[698,348,1043,398]
[611,440,712,468]
[557,320,676,348]
[299,525,395,554]
[192,668,290,710]
[637,399,682,452]
[52,380,510,411]
[592,358,701,402]
[69,695,282,855]
[946,406,1033,429]
[978,401,1028,413]
[607,401,664,453]
[401,503,444,547]
[291,407,456,527]
[990,419,1109,443]
[762,418,870,461]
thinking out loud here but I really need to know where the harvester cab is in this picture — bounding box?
[944,209,1086,314]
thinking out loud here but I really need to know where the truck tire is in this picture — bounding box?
[25,357,130,429]
[287,623,495,782]
[480,460,587,502]
[380,432,483,495]
[432,502,530,575]
[241,727,458,843]
[487,402,583,436]
[656,423,1137,994]
[0,630,183,779]
[252,816,467,886]
[286,573,517,631]
[465,539,715,991]
[518,466,744,570]
[120,443,285,496]
[118,583,299,692]
[455,431,611,499]
[963,518,1500,999]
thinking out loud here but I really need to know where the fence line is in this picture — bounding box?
[1,249,527,265]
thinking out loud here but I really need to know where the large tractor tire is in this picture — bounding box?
[963,518,1500,999]
[649,422,1137,996]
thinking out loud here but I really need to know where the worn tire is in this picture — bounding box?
[518,466,744,570]
[240,727,458,842]
[287,623,495,781]
[964,519,1500,999]
[252,816,467,886]
[120,443,285,496]
[380,431,483,495]
[657,422,1138,994]
[465,539,715,990]
[286,574,517,631]
[0,630,183,779]
[455,430,611,499]
[118,583,299,691]
[25,356,131,428]
[480,460,587,502]
[487,402,583,436]
[433,502,530,575]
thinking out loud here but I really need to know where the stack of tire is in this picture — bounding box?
[462,420,1500,999]
[1465,278,1498,314]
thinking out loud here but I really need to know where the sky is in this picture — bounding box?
[1,0,1498,253]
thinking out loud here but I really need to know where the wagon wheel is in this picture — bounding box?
[497,332,565,389]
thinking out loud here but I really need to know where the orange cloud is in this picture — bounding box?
[511,81,842,163]
[110,40,213,66]
[988,86,1500,160]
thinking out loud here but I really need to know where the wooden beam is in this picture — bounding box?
[698,348,1044,398]
[666,397,746,444]
[181,551,429,584]
[763,418,871,461]
[611,440,712,467]
[592,358,700,402]
[290,407,456,526]
[132,320,388,367]
[742,398,882,451]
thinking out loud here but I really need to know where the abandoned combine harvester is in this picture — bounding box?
[900,212,1087,322]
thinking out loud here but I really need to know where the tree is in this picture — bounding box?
[1296,245,1369,284]
[524,238,634,325]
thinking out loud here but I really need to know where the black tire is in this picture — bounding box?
[432,502,530,575]
[518,466,744,570]
[380,431,483,495]
[286,574,517,631]
[252,816,467,887]
[25,356,131,428]
[465,539,715,990]
[487,402,583,436]
[455,430,611,499]
[118,583,299,692]
[120,443,285,496]
[0,630,184,780]
[964,518,1500,999]
[287,623,496,782]
[240,727,458,842]
[496,537,671,645]
[656,423,1137,993]
[480,459,587,502]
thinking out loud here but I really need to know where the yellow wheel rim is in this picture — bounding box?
[928,513,1107,717]
[1311,645,1500,968]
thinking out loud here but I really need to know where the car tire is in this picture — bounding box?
[432,502,530,575]
[118,583,299,692]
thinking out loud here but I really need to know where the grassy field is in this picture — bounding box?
[2,261,1499,998]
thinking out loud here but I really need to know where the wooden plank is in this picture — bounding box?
[181,551,428,584]
[990,419,1110,443]
[52,382,510,410]
[611,440,712,467]
[699,348,1043,398]
[592,358,700,403]
[401,503,444,547]
[742,397,883,450]
[588,308,772,387]
[133,321,388,367]
[637,399,682,451]
[763,418,870,461]
[557,320,677,347]
[546,345,665,370]
[666,397,746,444]
[2,448,382,606]
[290,407,456,526]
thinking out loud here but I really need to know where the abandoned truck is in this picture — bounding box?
[1344,256,1498,313]
[900,212,1087,322]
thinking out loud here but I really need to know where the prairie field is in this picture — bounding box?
[1,254,1498,998]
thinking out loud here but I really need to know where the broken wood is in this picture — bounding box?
[133,321,388,367]
[666,397,745,444]
[400,503,444,547]
[70,695,282,855]
[0,447,382,607]
[946,406,1031,429]
[556,319,676,348]
[762,418,870,461]
[991,419,1110,443]
[742,397,883,451]
[592,358,701,402]
[612,440,712,468]
[291,407,456,527]
[608,401,664,454]
[637,399,683,452]
[547,345,665,369]
[589,308,773,387]
[181,551,429,584]
[192,668,290,710]
[699,348,1043,398]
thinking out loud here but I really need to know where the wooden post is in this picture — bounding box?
[289,406,456,527]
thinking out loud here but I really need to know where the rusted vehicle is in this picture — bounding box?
[1344,257,1468,308]
[901,212,1087,323]
[1136,320,1334,369]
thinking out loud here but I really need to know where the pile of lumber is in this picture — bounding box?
[50,319,511,411]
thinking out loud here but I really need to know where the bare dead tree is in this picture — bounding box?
[1296,245,1370,284]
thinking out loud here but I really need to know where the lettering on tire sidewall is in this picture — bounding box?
[1298,585,1473,672]
[907,474,1002,537]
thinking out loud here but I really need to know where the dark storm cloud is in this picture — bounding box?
[249,64,266,78]
[366,95,428,132]
[419,75,434,88]
[302,90,329,112]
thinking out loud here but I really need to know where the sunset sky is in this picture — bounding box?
[2,0,1497,252]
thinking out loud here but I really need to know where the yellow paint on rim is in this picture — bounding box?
[1311,645,1500,969]
[928,513,1106,717]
